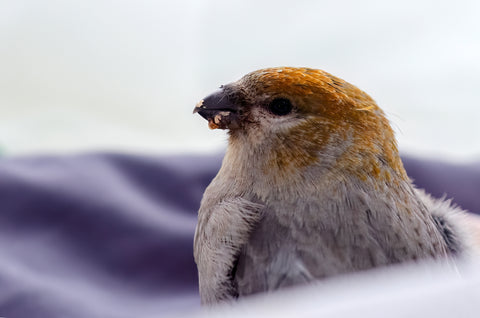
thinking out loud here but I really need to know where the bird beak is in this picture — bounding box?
[193,89,240,130]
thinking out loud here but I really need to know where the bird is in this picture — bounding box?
[192,67,480,305]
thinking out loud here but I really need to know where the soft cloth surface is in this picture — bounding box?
[0,153,478,318]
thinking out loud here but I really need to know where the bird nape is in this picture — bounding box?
[193,67,478,305]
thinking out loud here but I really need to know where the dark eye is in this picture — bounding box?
[268,98,293,116]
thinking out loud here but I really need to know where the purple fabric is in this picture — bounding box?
[0,153,478,318]
[402,156,480,214]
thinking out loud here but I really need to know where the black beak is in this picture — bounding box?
[193,89,241,130]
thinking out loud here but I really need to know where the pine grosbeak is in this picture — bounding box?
[193,67,480,305]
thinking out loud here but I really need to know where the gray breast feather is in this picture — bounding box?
[233,208,317,295]
[232,194,455,297]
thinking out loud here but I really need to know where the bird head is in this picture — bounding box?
[194,67,408,185]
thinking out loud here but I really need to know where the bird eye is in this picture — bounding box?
[268,98,293,116]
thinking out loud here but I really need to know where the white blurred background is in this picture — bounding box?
[1,0,480,160]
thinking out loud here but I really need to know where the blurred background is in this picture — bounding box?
[1,0,480,160]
